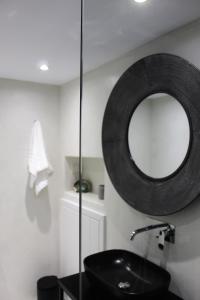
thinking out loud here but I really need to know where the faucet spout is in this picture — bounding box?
[130,223,173,241]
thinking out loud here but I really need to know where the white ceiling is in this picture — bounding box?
[0,0,200,85]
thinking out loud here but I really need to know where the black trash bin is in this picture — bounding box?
[37,276,59,300]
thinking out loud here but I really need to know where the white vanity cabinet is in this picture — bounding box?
[59,191,106,277]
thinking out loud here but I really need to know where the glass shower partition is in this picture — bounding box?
[80,1,200,300]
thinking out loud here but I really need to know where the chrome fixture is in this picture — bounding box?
[130,223,175,244]
[118,281,131,290]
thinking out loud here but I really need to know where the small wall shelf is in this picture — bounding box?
[65,156,105,195]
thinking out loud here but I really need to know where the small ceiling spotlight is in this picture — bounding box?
[40,64,49,71]
[134,0,147,3]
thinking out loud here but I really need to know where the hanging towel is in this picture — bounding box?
[28,120,53,195]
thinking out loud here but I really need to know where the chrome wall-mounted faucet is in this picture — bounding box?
[130,223,175,244]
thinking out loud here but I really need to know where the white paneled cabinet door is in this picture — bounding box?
[59,204,79,277]
[59,197,106,277]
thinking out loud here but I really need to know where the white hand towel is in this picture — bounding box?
[28,120,53,195]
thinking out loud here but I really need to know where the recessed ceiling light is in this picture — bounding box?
[40,64,49,71]
[134,0,147,3]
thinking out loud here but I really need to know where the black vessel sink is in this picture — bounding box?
[84,250,171,299]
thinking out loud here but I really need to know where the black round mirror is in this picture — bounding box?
[102,54,200,216]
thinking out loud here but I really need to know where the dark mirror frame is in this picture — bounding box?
[102,53,200,216]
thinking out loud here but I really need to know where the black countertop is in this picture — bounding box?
[58,272,183,300]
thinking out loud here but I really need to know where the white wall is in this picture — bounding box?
[0,79,61,300]
[60,20,200,300]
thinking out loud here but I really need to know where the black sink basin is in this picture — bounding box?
[84,250,171,299]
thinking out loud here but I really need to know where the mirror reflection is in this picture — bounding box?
[128,93,190,179]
